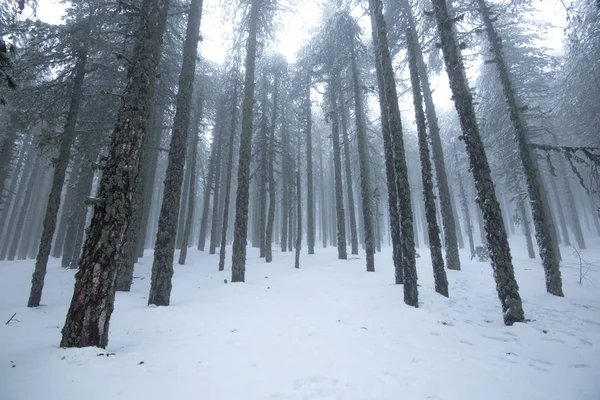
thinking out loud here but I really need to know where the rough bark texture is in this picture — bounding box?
[219,78,238,271]
[148,0,203,306]
[370,19,402,283]
[60,0,170,348]
[407,29,448,296]
[400,0,460,271]
[477,0,563,296]
[28,40,89,307]
[369,0,418,305]
[231,0,259,282]
[349,42,375,272]
[329,77,348,260]
[433,0,525,324]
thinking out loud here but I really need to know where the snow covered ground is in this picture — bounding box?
[1,237,599,400]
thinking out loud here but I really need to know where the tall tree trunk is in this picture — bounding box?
[176,141,192,250]
[0,137,28,246]
[304,72,315,255]
[432,0,525,323]
[369,0,418,305]
[209,111,225,255]
[60,0,171,348]
[407,29,448,297]
[180,87,204,265]
[148,0,204,306]
[231,0,260,283]
[197,122,218,251]
[370,17,402,283]
[477,0,562,296]
[280,110,289,252]
[517,190,536,259]
[559,162,586,249]
[318,130,328,248]
[258,81,268,258]
[28,38,89,307]
[401,0,460,271]
[52,153,83,258]
[454,151,475,258]
[219,78,239,271]
[339,85,359,256]
[295,169,301,269]
[265,72,279,263]
[349,42,375,271]
[329,76,348,260]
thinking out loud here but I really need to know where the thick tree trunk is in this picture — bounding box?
[369,0,418,305]
[370,19,402,283]
[148,0,203,306]
[433,0,525,323]
[231,0,259,283]
[329,77,348,260]
[401,0,460,271]
[28,40,89,307]
[349,43,375,272]
[60,0,170,348]
[219,78,239,271]
[407,29,448,297]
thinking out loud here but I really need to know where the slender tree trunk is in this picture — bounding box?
[53,154,83,258]
[258,81,268,258]
[369,0,418,305]
[517,191,536,259]
[339,85,359,256]
[60,0,170,348]
[455,152,475,258]
[149,0,204,306]
[407,29,448,296]
[329,76,347,260]
[219,78,239,271]
[231,0,260,283]
[209,114,225,255]
[280,112,289,252]
[370,18,402,283]
[176,143,192,250]
[318,130,328,248]
[28,39,89,307]
[197,124,218,251]
[349,43,375,271]
[265,72,279,263]
[402,0,460,271]
[295,169,301,269]
[304,73,315,255]
[0,138,28,249]
[559,163,586,249]
[432,0,525,323]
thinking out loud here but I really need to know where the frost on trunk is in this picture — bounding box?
[179,87,203,265]
[304,72,315,255]
[407,29,448,297]
[349,41,375,272]
[265,71,279,263]
[432,0,525,324]
[60,0,170,348]
[219,77,239,271]
[401,0,460,271]
[231,0,260,283]
[148,0,204,307]
[477,0,562,296]
[328,76,348,260]
[369,0,418,305]
[338,85,359,256]
[28,37,89,307]
[370,18,402,283]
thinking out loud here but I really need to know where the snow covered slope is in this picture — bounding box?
[1,238,599,400]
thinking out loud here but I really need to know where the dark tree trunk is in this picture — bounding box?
[0,138,29,251]
[349,42,375,271]
[304,73,315,255]
[258,81,268,258]
[477,0,562,296]
[148,0,204,306]
[432,0,525,323]
[209,112,225,255]
[231,0,260,283]
[60,0,171,348]
[407,29,448,297]
[265,72,279,263]
[370,18,402,283]
[29,39,89,307]
[369,0,418,305]
[329,77,348,260]
[338,85,359,256]
[401,0,460,271]
[280,111,289,252]
[318,130,328,248]
[180,87,204,265]
[219,77,239,271]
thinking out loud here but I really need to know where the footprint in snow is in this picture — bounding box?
[580,339,593,347]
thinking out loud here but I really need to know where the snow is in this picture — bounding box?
[1,237,599,400]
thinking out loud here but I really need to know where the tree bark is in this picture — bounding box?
[60,0,170,348]
[265,71,279,263]
[432,0,525,323]
[407,29,448,297]
[295,169,301,269]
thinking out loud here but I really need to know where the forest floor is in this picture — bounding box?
[1,236,599,400]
